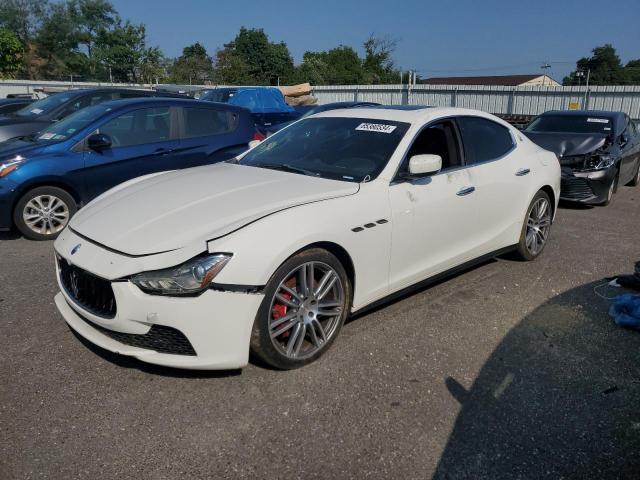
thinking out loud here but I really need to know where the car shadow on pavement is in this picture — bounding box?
[432,280,640,479]
[68,328,242,379]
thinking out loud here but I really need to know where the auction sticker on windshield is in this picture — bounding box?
[355,123,397,133]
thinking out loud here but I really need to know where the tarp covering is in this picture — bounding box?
[228,88,294,114]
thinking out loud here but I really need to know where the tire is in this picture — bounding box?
[250,248,352,370]
[628,161,640,187]
[600,169,619,206]
[515,190,552,261]
[13,186,77,240]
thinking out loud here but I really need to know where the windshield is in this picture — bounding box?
[525,115,613,134]
[238,117,410,182]
[35,104,113,142]
[200,89,236,103]
[14,91,80,118]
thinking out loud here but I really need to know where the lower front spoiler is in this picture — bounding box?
[55,290,263,370]
[560,167,616,205]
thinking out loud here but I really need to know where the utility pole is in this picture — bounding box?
[109,66,113,84]
[540,63,551,86]
[583,68,591,110]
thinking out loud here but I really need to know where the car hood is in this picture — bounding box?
[0,137,46,160]
[70,162,360,256]
[523,132,609,156]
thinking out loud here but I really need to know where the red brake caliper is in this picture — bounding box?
[272,291,292,338]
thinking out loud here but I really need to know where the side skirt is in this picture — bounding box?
[351,245,517,316]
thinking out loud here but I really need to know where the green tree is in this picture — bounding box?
[292,51,328,85]
[213,48,252,85]
[0,29,24,78]
[34,2,88,80]
[362,35,400,84]
[140,46,167,84]
[318,46,365,84]
[217,27,294,85]
[69,0,117,77]
[563,44,630,86]
[624,59,640,84]
[169,42,214,84]
[0,0,47,77]
[94,19,148,82]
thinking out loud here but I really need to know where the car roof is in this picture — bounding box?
[96,97,250,114]
[312,106,511,126]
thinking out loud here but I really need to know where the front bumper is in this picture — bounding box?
[0,179,18,230]
[560,166,616,204]
[54,248,264,370]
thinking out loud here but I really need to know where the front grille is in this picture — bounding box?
[78,313,196,356]
[58,258,116,318]
[561,176,594,200]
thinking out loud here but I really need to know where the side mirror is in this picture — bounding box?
[248,139,262,149]
[620,134,629,146]
[87,133,112,151]
[408,154,442,176]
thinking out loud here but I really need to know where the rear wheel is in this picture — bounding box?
[515,190,552,261]
[13,186,76,240]
[250,248,351,370]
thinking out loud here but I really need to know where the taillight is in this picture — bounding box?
[253,131,266,141]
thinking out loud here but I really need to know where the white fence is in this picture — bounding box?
[3,80,640,120]
[311,84,640,120]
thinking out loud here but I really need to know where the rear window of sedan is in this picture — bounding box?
[239,117,410,182]
[525,115,613,134]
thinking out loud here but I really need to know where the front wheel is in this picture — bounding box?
[515,190,552,261]
[628,161,640,187]
[13,186,77,240]
[250,248,351,370]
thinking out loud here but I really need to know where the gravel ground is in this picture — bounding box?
[1,185,639,479]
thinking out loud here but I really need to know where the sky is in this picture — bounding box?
[110,0,640,82]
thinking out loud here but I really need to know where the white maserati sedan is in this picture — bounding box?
[53,107,560,370]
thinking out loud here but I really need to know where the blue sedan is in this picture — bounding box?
[0,98,257,239]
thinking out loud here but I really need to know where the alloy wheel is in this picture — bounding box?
[22,194,70,236]
[525,197,551,256]
[268,261,345,360]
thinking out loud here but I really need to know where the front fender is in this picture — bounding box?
[208,183,392,310]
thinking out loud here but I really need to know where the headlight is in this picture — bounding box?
[0,155,24,178]
[131,253,232,296]
[585,154,616,171]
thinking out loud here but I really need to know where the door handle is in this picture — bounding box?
[515,168,530,176]
[153,148,172,156]
[456,186,475,196]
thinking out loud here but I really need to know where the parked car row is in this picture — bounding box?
[1,85,638,372]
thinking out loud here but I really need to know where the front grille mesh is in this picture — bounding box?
[561,176,594,200]
[79,315,197,356]
[58,258,116,318]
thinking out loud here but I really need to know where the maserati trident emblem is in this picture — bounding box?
[71,244,81,255]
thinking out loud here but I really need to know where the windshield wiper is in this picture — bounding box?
[254,163,319,177]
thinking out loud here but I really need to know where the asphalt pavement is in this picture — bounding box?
[1,185,639,479]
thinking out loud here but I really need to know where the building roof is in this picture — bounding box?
[418,74,555,86]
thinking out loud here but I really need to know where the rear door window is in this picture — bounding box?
[99,107,172,147]
[56,92,117,119]
[457,116,514,164]
[181,107,238,138]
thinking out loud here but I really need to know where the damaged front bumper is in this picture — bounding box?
[560,166,616,204]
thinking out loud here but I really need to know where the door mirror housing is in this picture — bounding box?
[408,154,442,176]
[619,134,629,146]
[87,133,112,151]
